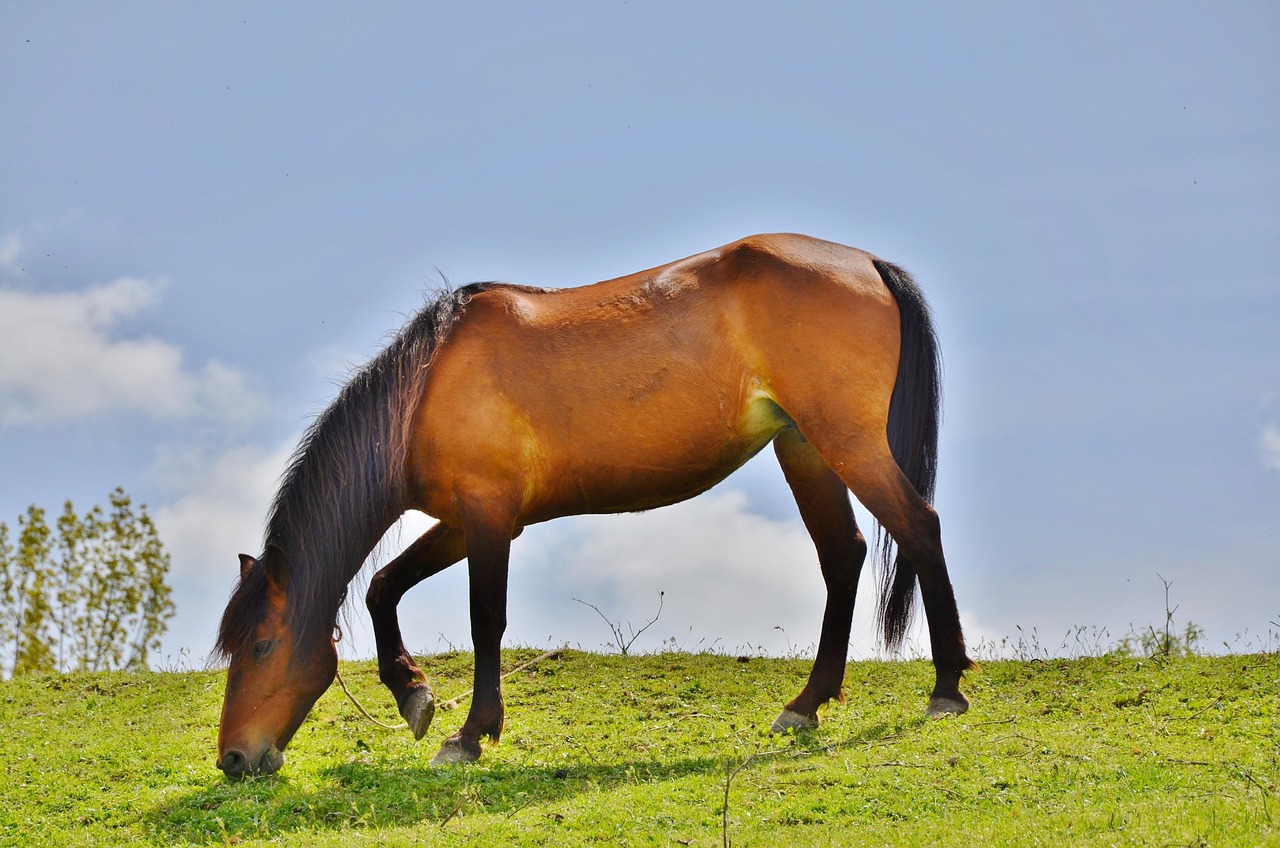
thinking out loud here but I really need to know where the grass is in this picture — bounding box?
[1,649,1277,846]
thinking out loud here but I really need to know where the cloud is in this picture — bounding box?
[1262,423,1280,472]
[501,490,910,657]
[351,491,942,660]
[151,441,294,661]
[548,492,825,645]
[0,276,260,426]
[152,443,293,580]
[260,489,864,659]
[0,232,22,272]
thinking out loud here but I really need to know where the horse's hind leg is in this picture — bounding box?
[366,522,467,739]
[828,442,973,715]
[793,432,962,717]
[770,427,868,733]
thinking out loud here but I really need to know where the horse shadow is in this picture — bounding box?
[146,715,926,844]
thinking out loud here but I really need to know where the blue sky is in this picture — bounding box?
[2,2,1277,667]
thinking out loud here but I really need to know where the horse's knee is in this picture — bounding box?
[850,530,869,563]
[365,569,394,614]
[364,573,382,612]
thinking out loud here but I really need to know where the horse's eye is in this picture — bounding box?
[252,640,274,661]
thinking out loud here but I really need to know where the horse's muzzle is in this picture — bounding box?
[217,746,285,778]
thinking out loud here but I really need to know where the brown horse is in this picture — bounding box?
[214,233,973,776]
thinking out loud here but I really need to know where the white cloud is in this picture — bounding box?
[1262,423,1280,472]
[260,489,863,660]
[151,441,294,662]
[547,492,825,648]
[0,276,259,426]
[500,490,908,657]
[339,491,944,661]
[152,443,292,578]
[0,232,22,272]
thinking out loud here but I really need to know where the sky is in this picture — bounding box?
[1,2,1277,671]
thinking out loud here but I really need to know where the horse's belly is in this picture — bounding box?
[523,390,790,521]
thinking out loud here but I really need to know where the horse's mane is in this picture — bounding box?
[215,282,503,662]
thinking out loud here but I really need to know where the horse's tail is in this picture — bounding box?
[871,258,942,651]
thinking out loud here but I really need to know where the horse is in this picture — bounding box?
[214,233,973,776]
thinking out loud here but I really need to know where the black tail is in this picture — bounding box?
[871,258,942,650]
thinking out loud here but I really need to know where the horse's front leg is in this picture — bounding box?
[366,522,466,739]
[431,509,514,765]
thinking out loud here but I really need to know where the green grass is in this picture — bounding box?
[1,650,1277,846]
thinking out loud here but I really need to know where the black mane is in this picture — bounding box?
[216,283,502,662]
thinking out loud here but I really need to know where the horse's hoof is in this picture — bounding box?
[770,708,819,734]
[430,736,482,766]
[399,686,436,741]
[926,693,969,717]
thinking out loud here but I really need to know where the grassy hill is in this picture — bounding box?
[1,650,1276,846]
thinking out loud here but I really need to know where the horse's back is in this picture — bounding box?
[408,235,904,525]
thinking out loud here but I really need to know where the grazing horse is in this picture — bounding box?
[214,233,973,776]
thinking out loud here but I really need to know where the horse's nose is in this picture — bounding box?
[218,746,286,778]
[218,749,250,777]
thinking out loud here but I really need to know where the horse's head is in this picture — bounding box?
[216,551,337,778]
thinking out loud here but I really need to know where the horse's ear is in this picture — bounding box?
[238,554,256,579]
[262,543,289,590]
